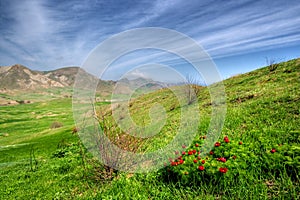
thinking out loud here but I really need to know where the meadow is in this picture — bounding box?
[0,58,299,199]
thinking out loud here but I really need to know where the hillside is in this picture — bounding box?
[0,58,299,199]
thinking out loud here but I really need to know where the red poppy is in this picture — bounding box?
[224,136,230,143]
[198,166,205,171]
[239,141,243,145]
[171,162,177,166]
[270,148,276,153]
[215,142,221,147]
[192,149,197,154]
[219,167,228,173]
[217,157,227,163]
[201,160,205,164]
[193,159,198,163]
[182,151,186,155]
[179,159,184,164]
[209,151,214,155]
[188,150,193,155]
[195,143,199,147]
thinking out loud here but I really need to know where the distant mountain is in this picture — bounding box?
[0,64,167,95]
[0,64,79,90]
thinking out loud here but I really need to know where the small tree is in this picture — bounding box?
[265,57,280,72]
[185,74,202,105]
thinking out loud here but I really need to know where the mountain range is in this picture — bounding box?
[0,64,168,105]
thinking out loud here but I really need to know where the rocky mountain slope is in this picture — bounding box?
[0,64,82,90]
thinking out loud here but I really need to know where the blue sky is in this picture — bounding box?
[0,0,299,82]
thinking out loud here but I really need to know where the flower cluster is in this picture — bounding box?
[164,134,281,184]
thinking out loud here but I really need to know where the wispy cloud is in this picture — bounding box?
[0,0,299,78]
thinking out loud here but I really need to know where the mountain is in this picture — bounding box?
[0,64,170,105]
[0,64,80,90]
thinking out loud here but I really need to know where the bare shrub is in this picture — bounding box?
[265,57,280,72]
[185,74,203,105]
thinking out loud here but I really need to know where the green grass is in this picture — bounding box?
[0,58,299,199]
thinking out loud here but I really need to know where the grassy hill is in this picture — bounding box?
[0,58,299,199]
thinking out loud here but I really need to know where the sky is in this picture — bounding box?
[0,0,299,83]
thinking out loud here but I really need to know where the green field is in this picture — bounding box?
[0,58,299,199]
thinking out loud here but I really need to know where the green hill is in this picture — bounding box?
[0,58,299,199]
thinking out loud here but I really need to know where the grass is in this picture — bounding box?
[0,58,299,199]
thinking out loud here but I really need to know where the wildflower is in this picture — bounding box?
[270,148,276,153]
[219,167,228,173]
[224,136,230,143]
[198,166,205,171]
[215,142,221,147]
[217,157,226,162]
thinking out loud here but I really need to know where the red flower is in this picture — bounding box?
[182,145,186,148]
[270,148,276,153]
[171,161,177,166]
[175,151,179,155]
[201,160,205,164]
[193,159,198,163]
[197,156,201,160]
[192,149,197,154]
[188,150,193,155]
[179,159,184,164]
[198,166,205,171]
[217,157,226,163]
[182,151,186,155]
[195,143,199,147]
[215,142,221,147]
[224,136,230,143]
[239,141,243,145]
[209,151,214,155]
[219,167,228,173]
